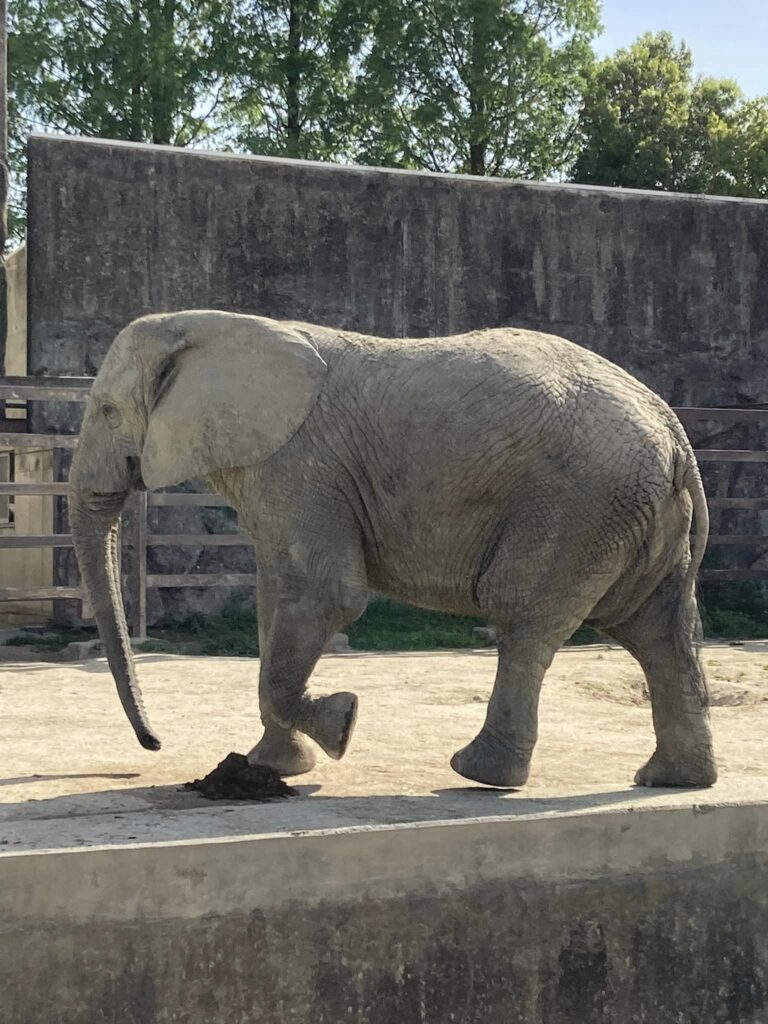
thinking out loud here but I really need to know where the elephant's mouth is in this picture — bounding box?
[78,458,145,512]
[126,456,146,490]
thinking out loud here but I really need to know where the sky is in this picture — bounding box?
[596,0,768,98]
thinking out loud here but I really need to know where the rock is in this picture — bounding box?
[324,632,351,654]
[472,626,498,647]
[61,639,103,661]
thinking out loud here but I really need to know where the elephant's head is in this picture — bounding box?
[69,310,327,749]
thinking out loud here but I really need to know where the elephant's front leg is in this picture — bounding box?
[248,573,365,774]
[246,575,318,776]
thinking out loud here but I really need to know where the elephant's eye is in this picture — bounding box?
[102,402,123,429]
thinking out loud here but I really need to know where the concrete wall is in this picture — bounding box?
[26,135,768,403]
[1,803,767,1023]
[24,134,768,621]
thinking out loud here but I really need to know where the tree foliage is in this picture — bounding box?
[6,6,768,243]
[10,0,229,144]
[356,0,601,177]
[572,31,768,197]
[8,0,232,235]
[221,0,369,161]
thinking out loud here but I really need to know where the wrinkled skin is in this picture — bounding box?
[69,310,717,789]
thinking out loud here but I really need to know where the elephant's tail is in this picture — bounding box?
[677,444,709,617]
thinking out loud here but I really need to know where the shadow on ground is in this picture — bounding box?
[0,771,707,854]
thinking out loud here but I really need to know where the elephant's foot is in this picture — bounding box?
[302,692,359,761]
[450,728,532,788]
[247,725,317,777]
[634,747,717,788]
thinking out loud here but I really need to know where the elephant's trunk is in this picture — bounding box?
[69,490,161,750]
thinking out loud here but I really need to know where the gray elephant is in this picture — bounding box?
[69,310,717,789]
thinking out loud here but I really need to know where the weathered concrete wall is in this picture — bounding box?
[24,134,768,621]
[26,135,768,400]
[1,803,767,1023]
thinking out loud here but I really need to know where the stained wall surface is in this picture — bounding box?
[24,134,768,620]
[1,803,768,1023]
[27,135,768,406]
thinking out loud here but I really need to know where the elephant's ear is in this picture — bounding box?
[140,314,327,490]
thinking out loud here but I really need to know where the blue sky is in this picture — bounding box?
[596,0,768,98]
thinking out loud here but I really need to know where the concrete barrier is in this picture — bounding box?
[2,800,767,1023]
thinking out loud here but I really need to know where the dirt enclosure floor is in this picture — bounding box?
[2,643,768,851]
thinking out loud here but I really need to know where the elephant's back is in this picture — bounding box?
[320,325,677,460]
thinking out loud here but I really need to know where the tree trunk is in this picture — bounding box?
[129,0,144,141]
[468,4,488,176]
[149,0,176,144]
[285,0,302,157]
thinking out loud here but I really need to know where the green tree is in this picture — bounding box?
[8,0,232,238]
[221,0,370,161]
[355,0,600,177]
[720,95,768,199]
[572,31,768,198]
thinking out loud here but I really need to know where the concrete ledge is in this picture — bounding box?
[3,650,768,1021]
[2,801,768,1022]
[1,800,767,922]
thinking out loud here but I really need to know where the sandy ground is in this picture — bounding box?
[1,643,768,851]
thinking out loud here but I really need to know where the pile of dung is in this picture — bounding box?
[183,752,299,802]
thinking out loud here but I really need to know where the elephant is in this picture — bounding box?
[68,310,717,790]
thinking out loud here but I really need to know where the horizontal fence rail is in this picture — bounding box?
[1,376,767,638]
[0,586,84,601]
[0,432,79,449]
[0,535,75,549]
[0,376,92,402]
[146,573,258,588]
[0,482,70,495]
[674,407,768,424]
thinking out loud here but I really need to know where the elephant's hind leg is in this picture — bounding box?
[451,631,570,788]
[458,511,623,787]
[603,567,717,788]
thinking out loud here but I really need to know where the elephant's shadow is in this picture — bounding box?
[0,774,701,854]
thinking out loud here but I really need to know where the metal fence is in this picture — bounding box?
[0,376,255,640]
[1,375,767,640]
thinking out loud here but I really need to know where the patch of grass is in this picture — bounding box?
[701,608,768,640]
[149,599,603,655]
[567,625,602,646]
[700,581,768,634]
[145,605,259,657]
[6,582,768,658]
[347,598,483,651]
[136,638,176,654]
[700,581,768,641]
